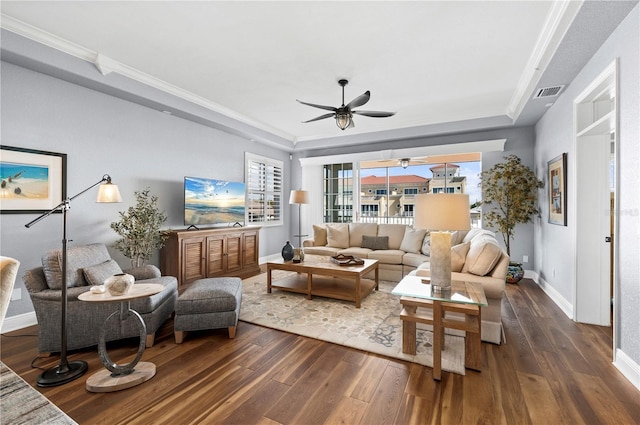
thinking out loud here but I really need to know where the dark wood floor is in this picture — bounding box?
[2,278,639,425]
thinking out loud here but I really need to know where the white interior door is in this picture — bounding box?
[575,133,611,325]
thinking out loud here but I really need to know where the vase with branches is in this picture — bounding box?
[111,187,168,268]
[479,154,544,259]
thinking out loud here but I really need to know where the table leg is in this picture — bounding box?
[267,265,272,293]
[374,265,379,291]
[432,301,443,380]
[401,304,417,355]
[355,275,361,308]
[465,307,482,371]
[307,273,312,300]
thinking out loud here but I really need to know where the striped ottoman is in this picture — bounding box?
[174,277,242,343]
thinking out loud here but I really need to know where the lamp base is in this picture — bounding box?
[429,231,452,291]
[37,360,88,387]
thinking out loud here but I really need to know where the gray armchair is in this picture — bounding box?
[24,243,178,355]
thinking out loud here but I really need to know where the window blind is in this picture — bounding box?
[246,153,283,226]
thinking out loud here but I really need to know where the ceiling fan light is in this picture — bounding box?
[336,113,352,130]
[400,158,410,169]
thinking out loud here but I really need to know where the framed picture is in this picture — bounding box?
[548,153,567,226]
[0,146,67,214]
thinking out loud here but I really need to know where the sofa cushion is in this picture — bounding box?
[400,227,427,254]
[83,259,123,286]
[368,249,404,265]
[313,224,328,246]
[402,252,430,268]
[337,247,373,258]
[361,235,389,250]
[421,232,431,256]
[326,223,349,248]
[377,224,406,250]
[462,227,483,243]
[42,243,112,289]
[462,234,503,276]
[451,242,471,272]
[303,246,340,256]
[348,223,378,247]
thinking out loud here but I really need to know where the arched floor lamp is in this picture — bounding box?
[25,174,122,387]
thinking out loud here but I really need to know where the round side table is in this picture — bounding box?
[78,283,164,392]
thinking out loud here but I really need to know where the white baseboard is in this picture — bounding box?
[259,253,283,264]
[1,312,37,333]
[527,271,573,319]
[614,348,640,391]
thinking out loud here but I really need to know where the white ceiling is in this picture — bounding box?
[0,1,636,150]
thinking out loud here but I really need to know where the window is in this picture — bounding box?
[404,188,418,195]
[375,189,387,195]
[323,163,352,223]
[361,204,379,217]
[245,153,283,226]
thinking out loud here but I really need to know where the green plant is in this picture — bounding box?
[111,187,168,267]
[479,155,544,256]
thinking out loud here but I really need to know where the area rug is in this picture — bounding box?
[240,272,465,375]
[0,361,77,425]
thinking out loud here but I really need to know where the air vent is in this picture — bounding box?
[533,85,564,99]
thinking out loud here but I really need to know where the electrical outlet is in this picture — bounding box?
[523,255,529,263]
[11,288,21,301]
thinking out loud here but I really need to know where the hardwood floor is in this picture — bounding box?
[2,278,639,424]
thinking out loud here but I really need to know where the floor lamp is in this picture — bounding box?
[25,174,122,387]
[414,193,470,291]
[289,189,309,248]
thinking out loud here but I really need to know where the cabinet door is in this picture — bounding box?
[182,237,206,284]
[225,233,243,273]
[242,230,259,270]
[206,235,226,276]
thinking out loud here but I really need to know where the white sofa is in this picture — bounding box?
[303,223,509,344]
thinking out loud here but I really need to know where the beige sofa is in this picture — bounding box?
[303,223,509,344]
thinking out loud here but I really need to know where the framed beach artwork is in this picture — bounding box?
[548,153,567,226]
[0,146,67,214]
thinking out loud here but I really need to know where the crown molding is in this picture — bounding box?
[0,14,296,144]
[506,1,583,120]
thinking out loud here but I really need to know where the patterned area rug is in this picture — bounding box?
[0,361,77,425]
[240,272,465,375]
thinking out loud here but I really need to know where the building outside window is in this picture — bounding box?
[323,163,353,223]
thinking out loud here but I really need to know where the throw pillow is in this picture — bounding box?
[361,235,389,250]
[399,227,427,254]
[313,224,328,246]
[326,224,349,248]
[83,259,124,286]
[451,242,470,272]
[464,235,503,276]
[421,232,431,256]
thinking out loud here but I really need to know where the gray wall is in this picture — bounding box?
[1,61,291,319]
[534,5,639,364]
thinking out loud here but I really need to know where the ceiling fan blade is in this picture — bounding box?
[352,110,396,117]
[296,99,337,112]
[346,91,370,109]
[302,112,335,123]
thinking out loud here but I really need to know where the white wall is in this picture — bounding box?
[535,5,639,368]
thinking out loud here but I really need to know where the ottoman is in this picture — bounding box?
[174,277,242,343]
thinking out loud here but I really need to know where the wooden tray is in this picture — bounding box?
[331,254,365,266]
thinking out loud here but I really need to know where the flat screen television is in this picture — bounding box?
[184,176,246,227]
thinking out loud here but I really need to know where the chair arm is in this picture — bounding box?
[124,265,162,280]
[303,239,316,247]
[23,267,49,293]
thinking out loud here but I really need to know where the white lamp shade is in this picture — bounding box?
[289,190,309,205]
[96,183,123,203]
[414,194,470,231]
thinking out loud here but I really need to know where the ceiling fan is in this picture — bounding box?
[398,157,430,168]
[297,79,396,130]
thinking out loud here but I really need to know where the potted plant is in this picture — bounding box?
[111,187,168,268]
[479,155,544,283]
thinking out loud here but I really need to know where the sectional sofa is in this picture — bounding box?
[303,223,509,344]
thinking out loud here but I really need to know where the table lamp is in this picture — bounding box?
[289,189,309,248]
[414,193,470,291]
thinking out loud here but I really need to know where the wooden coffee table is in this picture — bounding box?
[267,254,378,308]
